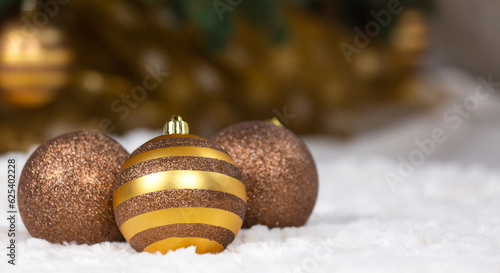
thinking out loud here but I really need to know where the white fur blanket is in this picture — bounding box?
[1,126,500,272]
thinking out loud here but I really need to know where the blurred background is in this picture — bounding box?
[0,0,499,167]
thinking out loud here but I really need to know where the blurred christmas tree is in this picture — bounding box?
[0,0,437,152]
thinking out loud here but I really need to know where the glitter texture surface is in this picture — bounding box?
[114,135,246,253]
[130,137,227,157]
[213,121,318,228]
[115,156,241,189]
[114,189,246,227]
[18,131,129,244]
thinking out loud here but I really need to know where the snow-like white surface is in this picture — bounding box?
[1,68,500,272]
[1,132,500,272]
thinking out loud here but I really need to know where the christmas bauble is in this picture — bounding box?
[18,131,129,244]
[213,119,318,228]
[0,21,73,108]
[114,116,246,254]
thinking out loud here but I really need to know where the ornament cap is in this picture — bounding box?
[267,117,283,127]
[164,115,189,135]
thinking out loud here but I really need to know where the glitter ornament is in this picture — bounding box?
[213,118,318,228]
[113,115,246,254]
[18,131,129,244]
[0,21,73,108]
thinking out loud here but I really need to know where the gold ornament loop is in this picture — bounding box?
[164,115,189,135]
[267,117,284,127]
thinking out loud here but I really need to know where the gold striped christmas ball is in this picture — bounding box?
[0,21,73,108]
[113,116,246,254]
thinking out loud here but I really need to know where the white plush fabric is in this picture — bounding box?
[1,128,500,273]
[2,68,500,272]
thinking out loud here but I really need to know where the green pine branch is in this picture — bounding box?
[0,0,22,24]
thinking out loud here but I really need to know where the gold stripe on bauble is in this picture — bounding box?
[113,170,247,209]
[0,71,68,87]
[2,50,72,65]
[120,146,236,171]
[120,207,243,241]
[143,237,224,254]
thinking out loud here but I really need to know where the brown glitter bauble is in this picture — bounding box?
[212,120,318,228]
[18,131,129,244]
[114,117,246,254]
